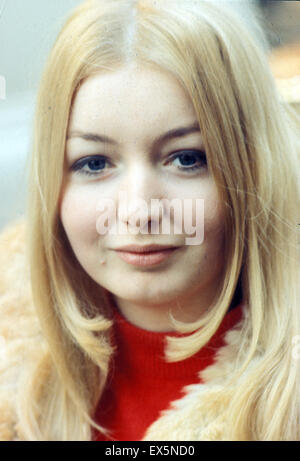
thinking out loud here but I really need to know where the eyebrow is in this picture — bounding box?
[67,122,201,146]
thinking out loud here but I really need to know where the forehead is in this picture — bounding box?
[68,64,197,143]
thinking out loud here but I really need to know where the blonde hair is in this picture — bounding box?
[22,0,299,440]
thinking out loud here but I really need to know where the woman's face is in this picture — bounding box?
[60,63,226,330]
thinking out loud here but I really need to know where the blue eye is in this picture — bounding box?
[70,149,207,177]
[170,150,207,173]
[71,156,111,177]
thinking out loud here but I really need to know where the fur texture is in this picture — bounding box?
[0,220,248,441]
[0,220,47,440]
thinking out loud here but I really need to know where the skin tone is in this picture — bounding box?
[59,62,226,332]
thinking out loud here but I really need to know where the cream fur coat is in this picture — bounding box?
[0,219,253,441]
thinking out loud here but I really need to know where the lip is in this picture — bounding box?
[116,244,179,253]
[114,245,180,267]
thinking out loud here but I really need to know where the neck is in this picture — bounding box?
[110,277,225,332]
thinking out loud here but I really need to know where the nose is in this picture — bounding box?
[118,161,165,233]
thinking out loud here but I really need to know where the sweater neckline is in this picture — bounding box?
[109,303,244,380]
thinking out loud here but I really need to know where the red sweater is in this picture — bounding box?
[94,304,243,441]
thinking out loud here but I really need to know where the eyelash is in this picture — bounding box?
[70,150,207,177]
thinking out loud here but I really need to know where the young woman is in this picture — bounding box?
[0,0,299,441]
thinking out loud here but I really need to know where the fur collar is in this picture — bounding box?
[0,220,248,441]
[143,325,246,440]
[0,221,43,440]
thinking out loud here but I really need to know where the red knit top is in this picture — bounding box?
[93,303,243,441]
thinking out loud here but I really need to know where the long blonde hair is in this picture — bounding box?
[22,0,300,440]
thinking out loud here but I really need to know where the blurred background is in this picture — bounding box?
[0,0,299,232]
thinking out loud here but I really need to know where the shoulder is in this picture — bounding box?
[0,219,46,440]
[143,306,251,441]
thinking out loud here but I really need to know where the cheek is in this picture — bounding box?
[59,187,100,246]
[174,180,225,241]
[204,192,225,235]
[198,184,226,255]
[199,177,224,228]
[196,188,226,278]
